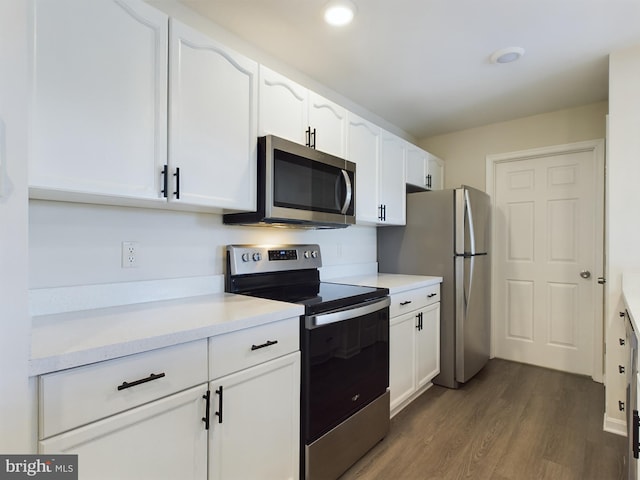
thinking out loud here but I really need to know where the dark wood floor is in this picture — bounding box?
[340,359,627,480]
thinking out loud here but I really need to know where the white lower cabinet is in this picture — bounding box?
[389,285,440,416]
[207,317,300,480]
[208,352,301,480]
[40,385,208,480]
[38,340,209,480]
[38,317,302,480]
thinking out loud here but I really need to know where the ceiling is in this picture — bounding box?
[178,0,640,139]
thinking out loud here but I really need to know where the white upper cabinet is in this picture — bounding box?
[406,144,445,191]
[347,113,381,224]
[259,65,347,158]
[427,153,445,191]
[378,130,406,225]
[169,19,257,211]
[30,0,168,202]
[258,66,308,146]
[406,143,428,190]
[347,114,405,226]
[308,91,347,158]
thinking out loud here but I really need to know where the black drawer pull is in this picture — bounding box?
[400,301,412,306]
[427,293,437,298]
[619,365,626,374]
[117,372,165,391]
[251,340,278,351]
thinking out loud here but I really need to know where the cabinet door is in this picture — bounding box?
[40,385,208,480]
[406,144,427,189]
[416,303,441,389]
[258,65,308,145]
[347,113,380,225]
[427,154,444,191]
[30,0,168,202]
[209,352,300,480]
[389,312,417,413]
[170,19,257,211]
[308,91,347,158]
[379,131,406,225]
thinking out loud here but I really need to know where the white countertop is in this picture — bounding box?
[30,272,440,377]
[332,273,443,294]
[623,273,640,333]
[30,293,303,376]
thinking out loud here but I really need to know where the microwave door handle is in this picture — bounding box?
[340,169,353,214]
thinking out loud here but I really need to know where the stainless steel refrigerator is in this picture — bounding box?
[377,186,491,389]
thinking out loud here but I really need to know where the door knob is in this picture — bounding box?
[580,270,591,279]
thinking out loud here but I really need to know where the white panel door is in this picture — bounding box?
[389,311,416,412]
[416,303,440,389]
[347,113,380,224]
[406,144,427,189]
[30,0,168,201]
[258,65,308,145]
[379,131,406,225]
[494,149,600,375]
[209,352,300,480]
[170,19,257,211]
[308,91,347,158]
[40,385,208,480]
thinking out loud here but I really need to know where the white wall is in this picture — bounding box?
[606,45,640,431]
[29,201,376,289]
[420,102,608,191]
[0,0,32,452]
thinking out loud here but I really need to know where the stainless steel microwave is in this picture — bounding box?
[223,135,356,228]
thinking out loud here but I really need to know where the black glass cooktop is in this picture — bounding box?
[233,278,388,315]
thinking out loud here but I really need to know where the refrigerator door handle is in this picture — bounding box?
[465,254,475,323]
[464,188,476,255]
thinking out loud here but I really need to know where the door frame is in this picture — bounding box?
[486,139,605,382]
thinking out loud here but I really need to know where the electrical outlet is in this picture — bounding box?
[121,241,139,268]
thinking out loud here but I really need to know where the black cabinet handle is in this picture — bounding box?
[621,311,626,317]
[215,386,223,424]
[400,300,412,306]
[634,410,639,459]
[117,372,165,391]
[161,165,168,198]
[251,340,278,351]
[174,167,180,199]
[202,390,211,430]
[619,400,625,411]
[427,174,432,189]
[427,293,437,298]
[620,338,626,346]
[305,127,312,148]
[419,312,423,331]
[311,128,316,149]
[619,365,626,374]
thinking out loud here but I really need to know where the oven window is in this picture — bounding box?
[273,149,354,215]
[302,306,389,443]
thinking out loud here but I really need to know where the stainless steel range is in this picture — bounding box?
[225,244,390,480]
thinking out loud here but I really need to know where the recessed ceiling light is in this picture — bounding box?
[323,0,357,27]
[490,47,525,64]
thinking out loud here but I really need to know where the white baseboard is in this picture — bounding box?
[603,412,627,437]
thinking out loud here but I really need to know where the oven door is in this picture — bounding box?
[302,297,390,443]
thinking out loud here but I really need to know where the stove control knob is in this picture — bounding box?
[311,250,319,259]
[303,250,311,259]
[252,252,262,261]
[241,253,250,262]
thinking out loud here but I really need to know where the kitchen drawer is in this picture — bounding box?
[209,317,299,379]
[390,284,440,318]
[39,339,207,439]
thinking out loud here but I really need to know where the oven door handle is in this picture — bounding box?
[306,297,390,328]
